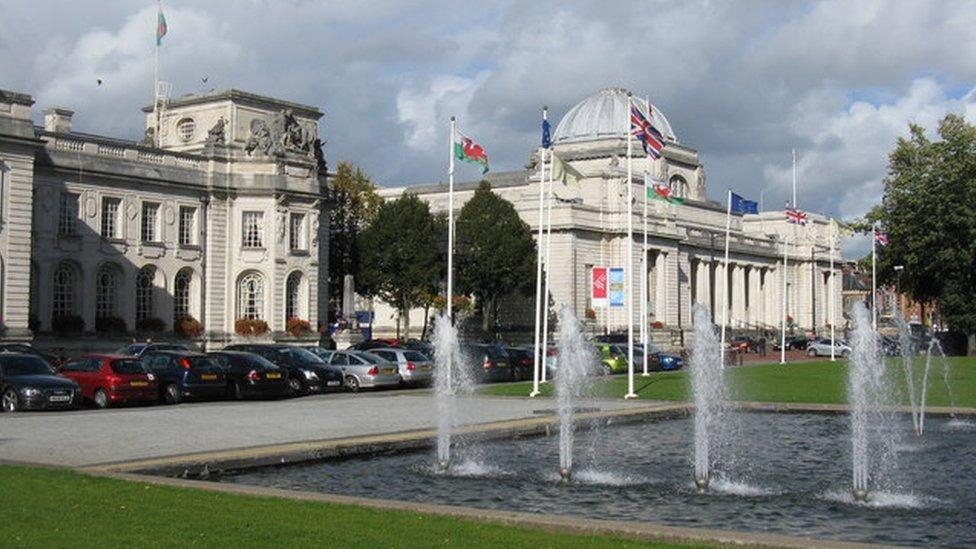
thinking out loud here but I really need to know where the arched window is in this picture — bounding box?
[285,272,302,322]
[52,263,76,317]
[95,264,119,319]
[669,175,687,199]
[238,272,264,320]
[136,266,156,322]
[174,269,192,322]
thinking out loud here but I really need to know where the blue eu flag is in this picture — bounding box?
[730,192,759,215]
[542,118,552,149]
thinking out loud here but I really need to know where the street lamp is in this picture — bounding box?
[893,265,905,318]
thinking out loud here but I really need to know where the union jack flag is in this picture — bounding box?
[785,207,808,226]
[630,103,665,159]
[874,227,889,246]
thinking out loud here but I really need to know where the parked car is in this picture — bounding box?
[315,350,401,391]
[114,342,189,358]
[730,335,756,354]
[772,335,809,351]
[593,342,627,375]
[641,344,685,371]
[368,347,434,386]
[806,338,852,358]
[0,343,64,368]
[459,343,511,383]
[59,354,157,408]
[347,339,401,351]
[225,344,343,395]
[208,351,291,400]
[0,354,80,412]
[140,351,227,404]
[505,346,535,381]
[401,339,434,357]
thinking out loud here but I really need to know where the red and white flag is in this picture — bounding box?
[785,207,808,226]
[874,227,889,246]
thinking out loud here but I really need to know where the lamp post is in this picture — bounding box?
[893,265,905,318]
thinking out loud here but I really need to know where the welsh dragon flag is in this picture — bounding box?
[454,132,489,174]
[646,176,683,204]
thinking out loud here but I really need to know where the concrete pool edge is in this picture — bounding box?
[85,469,883,549]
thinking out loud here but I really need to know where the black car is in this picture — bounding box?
[140,351,227,404]
[772,335,809,351]
[0,354,80,412]
[114,342,190,358]
[224,344,343,395]
[504,346,534,381]
[347,339,402,351]
[459,342,511,383]
[208,351,291,400]
[0,343,63,369]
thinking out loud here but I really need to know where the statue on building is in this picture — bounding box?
[313,137,327,173]
[248,109,316,158]
[205,117,226,146]
[140,126,156,148]
[244,118,278,156]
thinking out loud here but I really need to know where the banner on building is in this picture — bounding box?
[609,267,625,307]
[591,266,608,308]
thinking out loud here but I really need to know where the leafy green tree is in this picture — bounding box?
[357,193,443,338]
[328,162,381,311]
[869,114,976,352]
[456,181,537,334]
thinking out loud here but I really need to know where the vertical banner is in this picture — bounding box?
[609,267,625,307]
[591,266,608,308]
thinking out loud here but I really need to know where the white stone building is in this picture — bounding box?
[0,88,328,349]
[373,88,843,343]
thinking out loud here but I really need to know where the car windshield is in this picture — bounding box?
[241,354,280,370]
[153,344,189,352]
[281,347,325,365]
[403,351,429,362]
[186,357,219,371]
[1,356,53,376]
[116,344,146,355]
[354,352,383,364]
[111,360,148,374]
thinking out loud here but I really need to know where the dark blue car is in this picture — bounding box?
[141,351,227,404]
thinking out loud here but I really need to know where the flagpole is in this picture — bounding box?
[447,116,456,387]
[153,0,162,143]
[780,231,789,365]
[792,148,797,210]
[641,171,649,377]
[720,189,732,366]
[830,221,836,362]
[540,149,554,384]
[530,109,547,397]
[624,93,637,399]
[872,222,877,330]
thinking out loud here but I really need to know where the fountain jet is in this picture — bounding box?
[690,304,723,493]
[554,306,594,483]
[433,313,466,472]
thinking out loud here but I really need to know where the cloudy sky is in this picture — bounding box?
[2,0,975,255]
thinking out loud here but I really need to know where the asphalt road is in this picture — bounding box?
[0,390,648,467]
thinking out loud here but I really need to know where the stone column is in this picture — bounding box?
[655,251,667,324]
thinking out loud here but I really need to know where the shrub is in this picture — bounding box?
[286,317,311,337]
[176,316,204,338]
[650,320,665,329]
[136,317,166,333]
[235,318,269,337]
[585,308,597,320]
[95,316,127,334]
[52,314,85,334]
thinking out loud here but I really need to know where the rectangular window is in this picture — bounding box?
[242,211,264,248]
[101,197,121,239]
[179,206,197,246]
[141,202,160,242]
[58,192,79,236]
[289,212,305,251]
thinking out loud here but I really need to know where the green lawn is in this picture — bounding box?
[481,358,976,407]
[0,466,694,548]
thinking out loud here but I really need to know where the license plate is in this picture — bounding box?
[383,368,395,375]
[419,365,431,371]
[201,374,217,381]
[497,363,508,368]
[49,395,71,403]
[327,380,341,386]
[130,381,148,387]
[266,373,281,379]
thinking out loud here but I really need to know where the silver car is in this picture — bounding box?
[369,348,433,386]
[320,350,401,391]
[807,338,851,358]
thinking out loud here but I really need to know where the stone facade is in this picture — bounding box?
[0,88,329,349]
[370,88,843,342]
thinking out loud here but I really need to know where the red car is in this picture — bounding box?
[59,354,158,408]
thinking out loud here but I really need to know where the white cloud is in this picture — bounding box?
[396,72,490,150]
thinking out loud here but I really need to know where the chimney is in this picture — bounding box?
[43,107,74,133]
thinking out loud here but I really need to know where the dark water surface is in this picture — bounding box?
[221,413,976,547]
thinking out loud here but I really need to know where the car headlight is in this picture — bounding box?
[21,388,41,397]
[302,369,319,381]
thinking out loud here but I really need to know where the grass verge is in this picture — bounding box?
[0,466,696,548]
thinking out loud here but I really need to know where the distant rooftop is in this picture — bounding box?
[141,89,323,118]
[381,170,528,195]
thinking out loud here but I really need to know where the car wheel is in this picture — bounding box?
[163,384,181,405]
[233,381,245,401]
[93,389,110,409]
[2,388,19,413]
[344,375,360,392]
[808,348,817,357]
[842,350,851,359]
[288,377,303,396]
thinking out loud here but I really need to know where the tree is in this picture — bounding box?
[869,114,976,353]
[456,181,537,334]
[328,162,382,314]
[357,193,443,339]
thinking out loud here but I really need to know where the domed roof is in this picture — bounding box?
[553,87,677,145]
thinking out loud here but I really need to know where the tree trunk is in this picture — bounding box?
[401,303,410,340]
[421,303,430,340]
[968,333,976,356]
[481,296,492,334]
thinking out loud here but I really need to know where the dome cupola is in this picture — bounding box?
[552,87,677,145]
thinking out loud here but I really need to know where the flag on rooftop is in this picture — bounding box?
[730,192,759,215]
[156,6,168,46]
[786,207,808,225]
[551,153,582,187]
[541,117,552,149]
[646,174,682,204]
[453,132,489,174]
[629,102,665,159]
